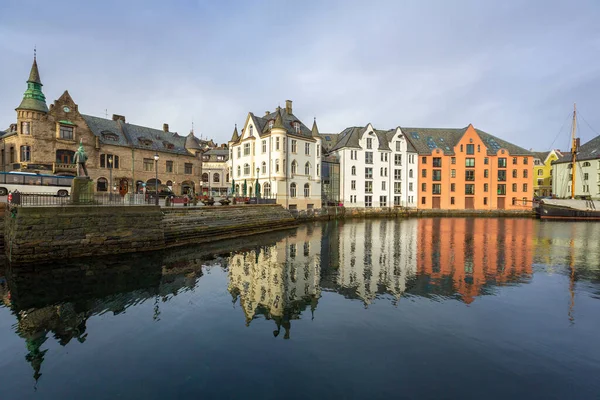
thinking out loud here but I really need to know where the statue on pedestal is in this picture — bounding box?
[73,139,89,177]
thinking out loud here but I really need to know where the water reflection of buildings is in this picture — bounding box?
[416,218,534,304]
[228,224,321,339]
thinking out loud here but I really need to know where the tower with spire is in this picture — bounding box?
[17,52,48,114]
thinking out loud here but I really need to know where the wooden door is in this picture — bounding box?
[497,197,505,210]
[432,197,441,209]
[465,197,474,209]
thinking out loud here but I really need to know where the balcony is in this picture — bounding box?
[53,162,77,174]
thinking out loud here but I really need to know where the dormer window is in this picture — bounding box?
[269,121,274,129]
[139,138,153,146]
[249,125,254,136]
[294,122,300,133]
[162,140,174,150]
[203,155,210,161]
[101,131,119,141]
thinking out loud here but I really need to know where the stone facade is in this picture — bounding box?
[1,57,205,196]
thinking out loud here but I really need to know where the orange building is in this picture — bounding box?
[404,125,533,210]
[416,218,534,304]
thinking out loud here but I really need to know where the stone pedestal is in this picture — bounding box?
[71,177,95,204]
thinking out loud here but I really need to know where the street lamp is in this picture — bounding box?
[154,153,159,206]
[256,167,260,203]
[208,169,212,198]
[108,156,113,201]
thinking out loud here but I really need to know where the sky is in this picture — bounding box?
[1,0,599,151]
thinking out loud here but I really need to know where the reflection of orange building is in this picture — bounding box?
[406,125,533,210]
[416,218,533,304]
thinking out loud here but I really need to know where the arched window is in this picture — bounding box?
[409,169,413,178]
[304,183,310,198]
[235,184,240,195]
[305,162,310,175]
[583,162,591,167]
[512,169,517,178]
[263,182,271,197]
[275,159,280,173]
[97,177,108,192]
[351,166,356,175]
[20,145,31,162]
[317,164,320,176]
[202,173,209,182]
[237,166,241,177]
[213,173,220,183]
[291,160,297,174]
[290,183,297,198]
[261,161,266,174]
[244,163,250,175]
[226,173,230,182]
[166,180,173,188]
[249,125,254,136]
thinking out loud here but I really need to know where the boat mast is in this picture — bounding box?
[570,103,577,200]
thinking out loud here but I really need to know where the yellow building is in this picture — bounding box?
[533,150,563,197]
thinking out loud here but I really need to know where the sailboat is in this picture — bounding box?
[536,104,600,220]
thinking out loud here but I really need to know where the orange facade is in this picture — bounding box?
[416,126,532,210]
[417,218,534,304]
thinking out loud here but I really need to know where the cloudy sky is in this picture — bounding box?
[1,0,599,150]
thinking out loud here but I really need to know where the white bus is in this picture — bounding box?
[0,172,74,196]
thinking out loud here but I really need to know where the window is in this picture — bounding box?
[497,184,506,195]
[498,170,507,181]
[484,157,489,165]
[432,184,441,194]
[465,184,475,195]
[451,183,455,192]
[409,169,413,178]
[432,170,441,181]
[422,156,427,164]
[20,145,31,162]
[275,137,280,150]
[275,159,280,173]
[317,145,320,157]
[512,197,517,205]
[143,158,154,171]
[460,144,464,152]
[484,183,488,192]
[523,157,528,165]
[366,138,373,149]
[97,177,108,192]
[537,179,544,186]
[59,125,74,140]
[537,169,543,176]
[433,157,442,167]
[523,183,528,192]
[243,143,250,156]
[249,125,254,136]
[56,149,74,164]
[101,154,119,169]
[305,162,310,175]
[451,169,456,178]
[304,183,310,198]
[484,169,489,178]
[498,158,507,168]
[395,154,402,166]
[583,161,591,167]
[365,152,373,164]
[262,140,267,153]
[394,196,401,206]
[290,183,297,198]
[351,166,356,175]
[451,157,456,165]
[365,168,373,179]
[291,161,297,174]
[350,195,357,203]
[422,169,427,178]
[477,145,481,153]
[305,143,310,155]
[21,122,30,135]
[263,182,271,197]
[261,161,267,174]
[317,165,320,176]
[381,153,388,162]
[450,197,455,205]
[465,158,475,167]
[202,173,209,182]
[523,169,528,178]
[584,173,589,180]
[351,180,356,190]
[522,197,528,205]
[365,181,373,193]
[484,197,488,205]
[365,195,373,207]
[512,157,517,165]
[381,167,388,177]
[466,144,474,155]
[381,181,386,191]
[394,169,402,180]
[421,197,426,205]
[394,182,402,193]
[166,161,173,173]
[244,163,250,175]
[185,163,193,174]
[237,148,241,158]
[421,183,427,192]
[291,140,297,153]
[409,182,413,191]
[380,196,387,207]
[465,170,475,181]
[237,166,241,177]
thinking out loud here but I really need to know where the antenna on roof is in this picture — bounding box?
[33,45,36,61]
[104,109,108,118]
[191,120,194,134]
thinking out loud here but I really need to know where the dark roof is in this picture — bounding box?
[231,106,314,143]
[28,58,42,85]
[203,148,229,162]
[185,133,202,150]
[555,135,600,164]
[475,129,532,156]
[318,133,340,152]
[81,114,193,156]
[532,151,550,162]
[329,125,410,153]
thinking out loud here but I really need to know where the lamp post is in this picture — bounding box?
[208,169,212,198]
[256,167,260,203]
[108,156,113,201]
[154,153,159,206]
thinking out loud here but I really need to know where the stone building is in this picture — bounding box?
[325,124,418,208]
[552,135,600,199]
[201,146,229,196]
[1,56,204,195]
[228,100,322,210]
[405,124,533,210]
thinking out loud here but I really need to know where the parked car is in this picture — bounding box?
[145,184,176,198]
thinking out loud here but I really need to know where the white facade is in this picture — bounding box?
[201,149,229,196]
[553,158,600,199]
[333,124,417,208]
[228,103,322,209]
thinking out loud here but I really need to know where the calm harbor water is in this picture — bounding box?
[0,218,599,399]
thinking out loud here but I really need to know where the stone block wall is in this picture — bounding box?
[5,206,165,265]
[163,204,296,247]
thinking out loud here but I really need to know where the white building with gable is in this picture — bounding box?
[228,100,322,210]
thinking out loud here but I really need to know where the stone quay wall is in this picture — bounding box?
[5,204,297,265]
[162,204,297,248]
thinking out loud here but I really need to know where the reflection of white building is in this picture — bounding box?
[201,147,229,196]
[228,100,322,210]
[335,219,418,305]
[228,224,321,338]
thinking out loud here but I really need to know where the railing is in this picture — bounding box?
[53,163,77,174]
[9,192,151,207]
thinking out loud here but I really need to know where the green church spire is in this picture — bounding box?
[17,53,48,113]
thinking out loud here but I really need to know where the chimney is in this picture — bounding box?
[285,100,292,114]
[112,114,125,123]
[265,111,270,116]
[163,123,169,132]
